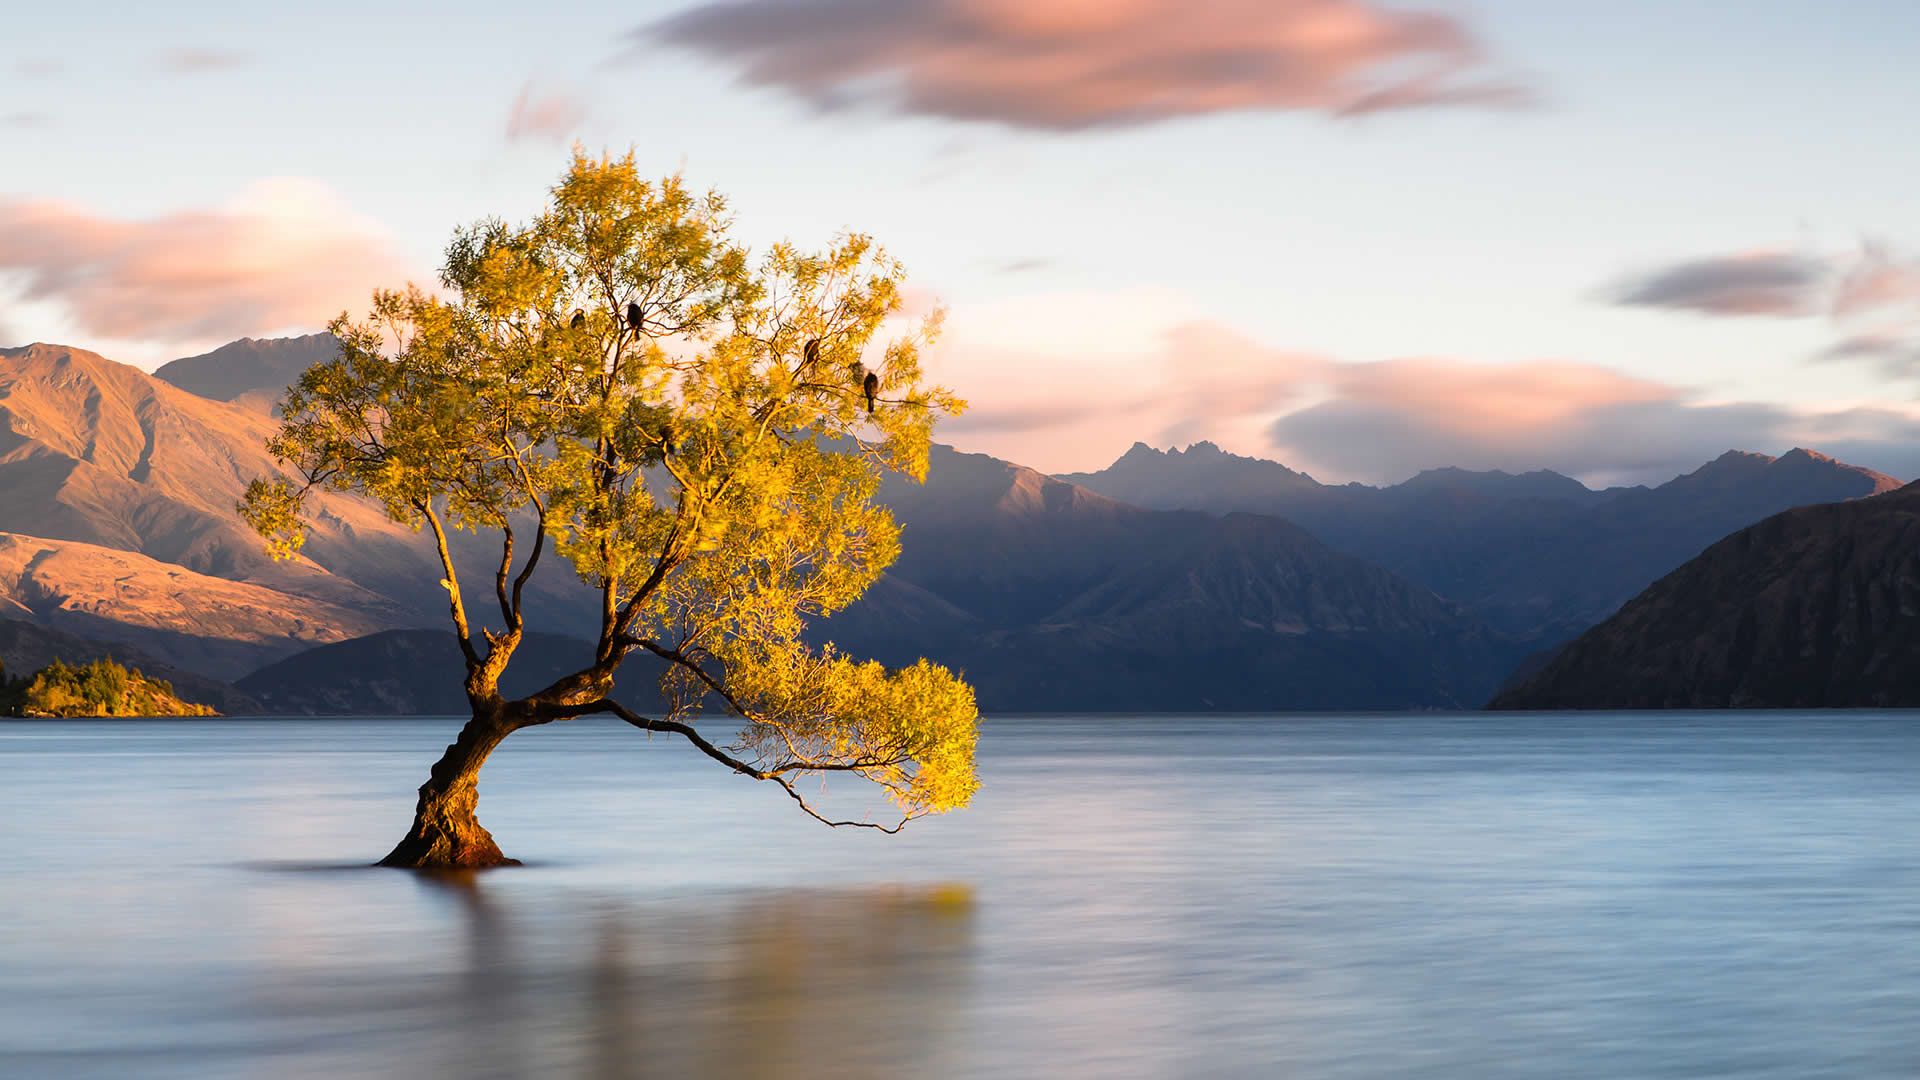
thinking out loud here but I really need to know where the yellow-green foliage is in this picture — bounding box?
[242,149,978,824]
[6,658,217,718]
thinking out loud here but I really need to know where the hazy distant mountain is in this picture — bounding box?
[153,333,337,413]
[1065,441,1900,644]
[817,445,1524,710]
[1060,440,1331,510]
[1491,483,1920,709]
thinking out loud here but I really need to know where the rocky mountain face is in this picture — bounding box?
[0,343,611,675]
[1491,484,1920,709]
[0,343,436,674]
[0,531,389,678]
[1065,441,1900,644]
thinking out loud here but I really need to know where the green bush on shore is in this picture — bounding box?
[1,657,218,717]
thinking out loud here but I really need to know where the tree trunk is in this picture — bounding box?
[379,711,520,869]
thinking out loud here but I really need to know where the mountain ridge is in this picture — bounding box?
[4,334,1894,713]
[1064,440,1900,643]
[1491,481,1920,708]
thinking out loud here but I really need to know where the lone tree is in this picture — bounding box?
[242,151,979,868]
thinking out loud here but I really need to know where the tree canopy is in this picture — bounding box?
[243,150,978,841]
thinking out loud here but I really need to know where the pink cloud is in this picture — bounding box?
[1831,244,1920,319]
[933,313,1325,470]
[0,181,411,345]
[930,300,1920,484]
[506,84,588,143]
[648,0,1531,130]
[1325,357,1672,431]
[1268,356,1843,484]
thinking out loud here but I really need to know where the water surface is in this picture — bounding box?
[3,713,1918,1078]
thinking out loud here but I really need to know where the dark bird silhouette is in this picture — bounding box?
[570,309,586,331]
[626,302,644,332]
[803,337,821,368]
[863,370,879,414]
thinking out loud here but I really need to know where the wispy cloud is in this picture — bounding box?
[645,0,1532,131]
[1832,244,1920,318]
[0,180,410,346]
[1612,252,1826,317]
[506,83,588,143]
[1814,332,1920,382]
[1606,243,1920,382]
[156,47,248,74]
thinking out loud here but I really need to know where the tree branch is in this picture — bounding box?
[493,522,516,629]
[596,700,905,832]
[418,500,480,670]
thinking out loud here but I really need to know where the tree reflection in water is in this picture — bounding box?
[262,875,980,1079]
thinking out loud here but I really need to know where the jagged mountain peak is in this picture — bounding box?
[1675,447,1900,495]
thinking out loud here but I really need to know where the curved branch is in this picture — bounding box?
[493,523,516,628]
[596,700,906,832]
[615,636,907,774]
[418,499,480,670]
[504,444,548,625]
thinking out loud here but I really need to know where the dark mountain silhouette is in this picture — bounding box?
[1491,483,1920,709]
[815,445,1523,710]
[154,333,338,412]
[1065,441,1899,643]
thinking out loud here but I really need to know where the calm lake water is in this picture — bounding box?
[2,714,1919,1078]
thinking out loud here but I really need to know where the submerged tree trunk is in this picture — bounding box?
[379,710,521,869]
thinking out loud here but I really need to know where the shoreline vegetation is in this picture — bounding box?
[1,657,218,718]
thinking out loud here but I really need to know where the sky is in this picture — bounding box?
[4,0,1920,485]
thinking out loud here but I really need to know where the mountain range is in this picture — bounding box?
[0,335,1903,712]
[816,445,1520,709]
[1064,441,1899,644]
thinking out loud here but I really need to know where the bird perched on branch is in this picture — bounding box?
[626,302,644,333]
[570,309,586,331]
[803,337,821,369]
[863,370,879,414]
